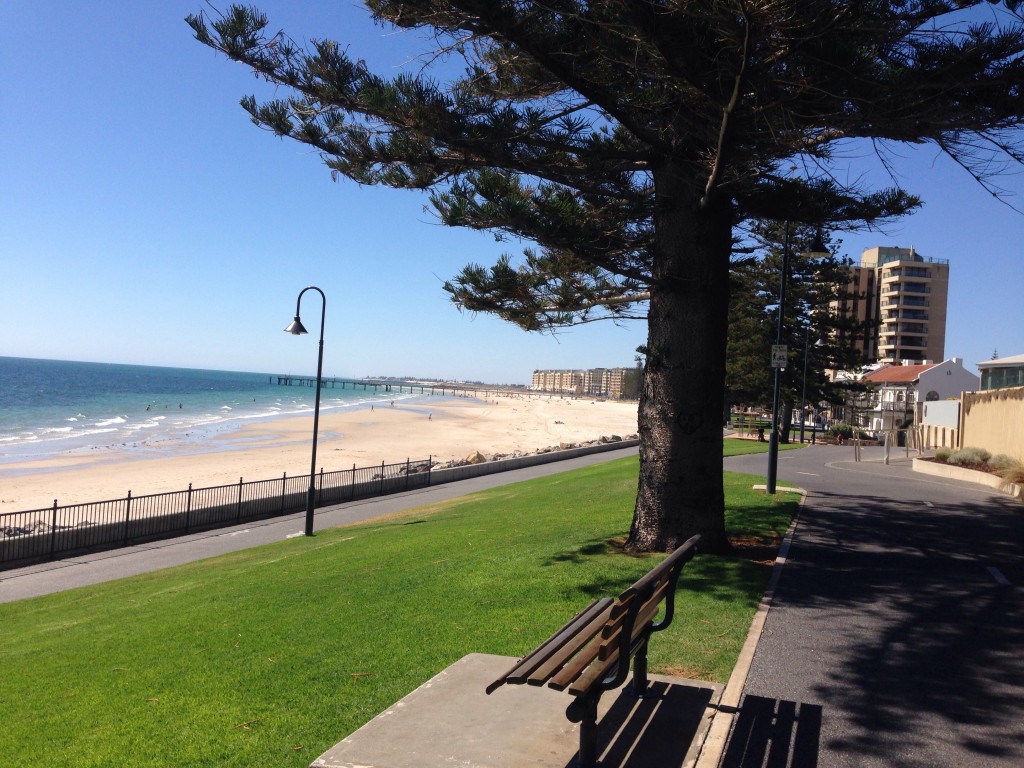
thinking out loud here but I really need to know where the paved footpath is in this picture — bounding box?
[721,444,1024,768]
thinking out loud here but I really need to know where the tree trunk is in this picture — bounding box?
[626,168,732,554]
[779,396,794,444]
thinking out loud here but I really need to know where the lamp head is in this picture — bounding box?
[284,317,308,335]
[806,227,829,259]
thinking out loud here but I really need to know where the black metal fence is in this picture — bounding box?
[0,458,432,570]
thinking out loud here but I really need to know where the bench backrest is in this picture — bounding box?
[487,535,703,698]
[587,535,701,690]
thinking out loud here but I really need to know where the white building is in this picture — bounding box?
[860,358,979,432]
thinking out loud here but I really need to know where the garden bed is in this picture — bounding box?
[913,457,1023,498]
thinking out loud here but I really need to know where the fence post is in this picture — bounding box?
[236,477,243,523]
[50,499,58,560]
[406,458,410,491]
[281,472,287,514]
[350,463,356,501]
[124,491,133,546]
[380,460,385,495]
[428,455,432,487]
[185,483,193,532]
[318,468,324,507]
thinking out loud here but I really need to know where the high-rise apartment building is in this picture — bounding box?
[836,247,949,365]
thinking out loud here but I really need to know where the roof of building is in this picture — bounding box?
[977,353,1024,368]
[862,363,939,384]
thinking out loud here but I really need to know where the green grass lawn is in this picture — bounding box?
[723,435,805,457]
[0,452,799,768]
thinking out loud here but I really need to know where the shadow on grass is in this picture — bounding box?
[544,541,612,565]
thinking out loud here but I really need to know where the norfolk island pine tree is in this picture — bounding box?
[189,1,1024,553]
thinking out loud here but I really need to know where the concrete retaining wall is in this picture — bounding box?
[912,457,1022,498]
[430,439,639,485]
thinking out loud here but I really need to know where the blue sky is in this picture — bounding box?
[2,2,1021,383]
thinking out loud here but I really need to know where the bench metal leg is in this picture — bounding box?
[632,639,650,696]
[567,693,601,768]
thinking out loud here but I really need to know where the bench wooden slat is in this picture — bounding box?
[484,597,614,694]
[524,610,610,688]
[596,592,662,669]
[599,590,637,637]
[599,577,670,642]
[523,602,616,686]
[568,645,621,695]
[546,629,608,691]
[629,540,699,596]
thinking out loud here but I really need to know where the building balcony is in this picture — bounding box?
[881,268,933,282]
[881,284,931,298]
[881,297,930,311]
[897,338,927,349]
[878,340,928,355]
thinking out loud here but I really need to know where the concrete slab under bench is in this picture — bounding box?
[311,653,723,768]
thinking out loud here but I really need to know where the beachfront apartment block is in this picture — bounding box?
[834,246,950,365]
[531,367,629,398]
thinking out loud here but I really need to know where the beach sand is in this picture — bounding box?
[0,395,638,511]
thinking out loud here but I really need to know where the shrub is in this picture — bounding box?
[989,454,1018,471]
[992,456,1024,487]
[934,447,952,462]
[947,446,992,467]
[827,423,854,439]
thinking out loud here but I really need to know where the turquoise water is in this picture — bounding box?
[0,357,410,462]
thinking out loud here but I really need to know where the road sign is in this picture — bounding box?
[771,344,788,368]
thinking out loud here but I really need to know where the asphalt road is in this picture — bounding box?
[722,443,1024,768]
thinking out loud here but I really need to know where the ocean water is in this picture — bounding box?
[0,357,410,462]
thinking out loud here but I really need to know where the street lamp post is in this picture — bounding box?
[800,326,810,444]
[766,226,829,493]
[285,286,326,537]
[765,224,791,495]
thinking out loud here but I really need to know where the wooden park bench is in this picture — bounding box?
[485,534,702,767]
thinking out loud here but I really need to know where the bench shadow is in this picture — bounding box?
[721,695,822,768]
[564,681,716,768]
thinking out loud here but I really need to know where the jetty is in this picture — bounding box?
[271,376,548,399]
